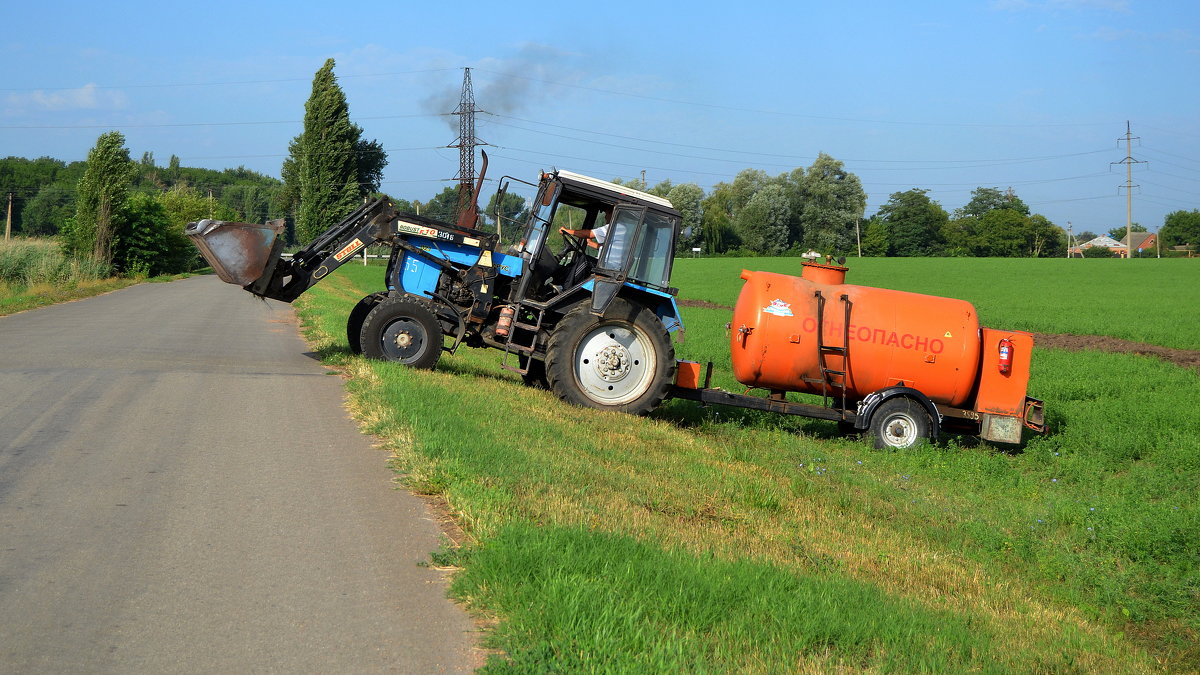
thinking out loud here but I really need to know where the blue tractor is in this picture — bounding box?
[188,163,685,415]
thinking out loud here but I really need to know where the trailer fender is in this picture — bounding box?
[856,387,941,439]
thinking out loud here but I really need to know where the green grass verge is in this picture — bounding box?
[0,270,210,317]
[294,259,1197,672]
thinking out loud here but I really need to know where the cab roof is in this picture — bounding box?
[554,169,679,215]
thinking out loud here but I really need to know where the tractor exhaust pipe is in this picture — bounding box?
[455,150,489,230]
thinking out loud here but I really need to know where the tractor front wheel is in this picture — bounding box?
[546,298,674,415]
[359,296,442,369]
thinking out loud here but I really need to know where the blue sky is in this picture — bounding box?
[3,0,1197,238]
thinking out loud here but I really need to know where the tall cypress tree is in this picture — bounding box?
[66,131,135,265]
[282,59,385,243]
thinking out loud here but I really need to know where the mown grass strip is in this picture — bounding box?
[452,522,990,673]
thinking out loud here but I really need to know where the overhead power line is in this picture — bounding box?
[485,112,1115,166]
[472,68,1112,129]
[0,113,446,130]
[0,68,457,92]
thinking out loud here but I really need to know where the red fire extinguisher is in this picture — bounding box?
[496,305,516,337]
[998,338,1013,374]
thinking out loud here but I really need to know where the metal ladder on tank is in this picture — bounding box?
[813,290,853,415]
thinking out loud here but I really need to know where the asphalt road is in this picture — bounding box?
[0,277,477,673]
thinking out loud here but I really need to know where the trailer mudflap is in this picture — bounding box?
[1023,396,1046,432]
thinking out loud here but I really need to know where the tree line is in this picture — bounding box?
[6,57,1199,276]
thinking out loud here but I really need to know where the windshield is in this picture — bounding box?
[519,181,556,255]
[628,211,677,289]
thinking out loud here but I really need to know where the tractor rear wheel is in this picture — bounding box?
[347,292,386,355]
[520,354,549,389]
[869,397,931,449]
[359,296,442,369]
[545,298,674,415]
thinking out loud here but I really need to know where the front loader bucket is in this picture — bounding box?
[186,218,285,286]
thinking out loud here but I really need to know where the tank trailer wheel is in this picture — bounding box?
[870,397,932,450]
[346,293,386,355]
[546,298,674,415]
[359,296,442,369]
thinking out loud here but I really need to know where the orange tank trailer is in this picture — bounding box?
[720,261,1045,446]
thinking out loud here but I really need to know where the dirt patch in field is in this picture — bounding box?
[1032,333,1200,373]
[679,298,734,311]
[676,300,1199,373]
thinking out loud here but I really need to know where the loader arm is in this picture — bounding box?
[245,198,398,303]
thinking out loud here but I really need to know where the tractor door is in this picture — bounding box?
[591,205,646,314]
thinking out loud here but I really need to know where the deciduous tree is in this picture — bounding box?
[956,187,1029,219]
[876,189,947,256]
[795,153,865,255]
[113,192,194,276]
[737,184,791,255]
[700,184,738,254]
[666,183,704,253]
[1108,223,1146,240]
[1160,209,1200,247]
[860,215,891,256]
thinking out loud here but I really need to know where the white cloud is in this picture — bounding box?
[5,83,128,112]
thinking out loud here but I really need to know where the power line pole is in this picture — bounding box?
[1111,121,1146,260]
[449,67,486,228]
[5,192,11,241]
[1066,221,1072,258]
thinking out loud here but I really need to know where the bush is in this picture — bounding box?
[1082,245,1116,258]
[112,192,197,276]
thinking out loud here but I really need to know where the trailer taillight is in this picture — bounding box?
[998,337,1013,375]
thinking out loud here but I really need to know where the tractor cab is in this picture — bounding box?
[506,169,681,310]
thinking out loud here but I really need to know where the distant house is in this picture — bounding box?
[1116,231,1157,257]
[1068,235,1123,257]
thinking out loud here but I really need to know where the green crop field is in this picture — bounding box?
[295,257,1199,672]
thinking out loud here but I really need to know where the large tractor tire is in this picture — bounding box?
[545,298,674,415]
[359,296,442,369]
[347,292,386,355]
[519,354,549,389]
[869,397,932,449]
